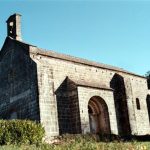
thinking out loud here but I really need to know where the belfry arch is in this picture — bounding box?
[88,96,111,134]
[110,74,131,136]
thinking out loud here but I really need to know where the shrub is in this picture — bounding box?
[0,120,45,145]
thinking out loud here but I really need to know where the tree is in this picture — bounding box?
[145,71,150,89]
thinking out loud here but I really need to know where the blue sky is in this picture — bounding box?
[0,0,150,75]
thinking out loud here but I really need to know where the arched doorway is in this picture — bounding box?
[88,96,111,134]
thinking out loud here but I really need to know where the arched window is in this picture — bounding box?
[136,98,140,110]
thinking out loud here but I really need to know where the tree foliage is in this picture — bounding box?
[0,120,45,145]
[145,71,150,89]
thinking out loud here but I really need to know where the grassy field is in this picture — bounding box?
[0,134,149,150]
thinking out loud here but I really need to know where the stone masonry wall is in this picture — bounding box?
[30,46,150,136]
[31,47,150,135]
[0,38,40,121]
[56,78,81,134]
[31,54,59,138]
[77,86,118,135]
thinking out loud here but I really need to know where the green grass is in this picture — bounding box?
[0,134,149,150]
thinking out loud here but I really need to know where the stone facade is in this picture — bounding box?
[0,14,150,139]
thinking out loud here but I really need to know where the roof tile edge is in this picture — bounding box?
[28,45,145,79]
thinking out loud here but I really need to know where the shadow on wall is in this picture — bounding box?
[110,74,131,136]
[55,77,81,135]
[0,38,40,121]
[56,79,112,136]
[146,95,150,123]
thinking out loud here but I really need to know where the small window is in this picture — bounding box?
[136,98,140,110]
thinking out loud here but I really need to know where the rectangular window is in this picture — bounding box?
[136,98,140,110]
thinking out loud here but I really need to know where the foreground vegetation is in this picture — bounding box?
[0,120,149,150]
[0,134,150,150]
[0,120,45,145]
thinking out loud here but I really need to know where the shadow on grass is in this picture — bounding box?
[98,134,150,142]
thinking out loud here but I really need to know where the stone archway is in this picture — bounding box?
[88,96,111,134]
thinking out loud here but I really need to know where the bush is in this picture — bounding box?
[0,120,45,145]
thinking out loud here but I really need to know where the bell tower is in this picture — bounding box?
[6,13,22,41]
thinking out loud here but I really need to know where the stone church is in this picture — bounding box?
[0,14,150,139]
